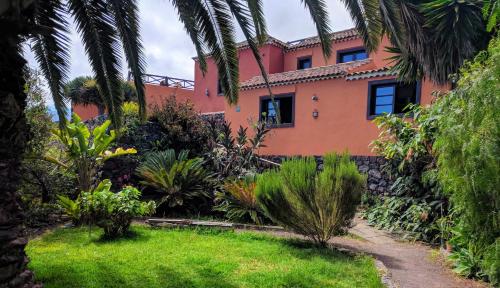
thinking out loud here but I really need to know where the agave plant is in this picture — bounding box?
[48,113,137,192]
[137,149,213,209]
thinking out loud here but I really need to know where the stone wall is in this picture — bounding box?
[261,155,392,195]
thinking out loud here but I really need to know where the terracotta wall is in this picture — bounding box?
[72,84,195,121]
[225,76,447,156]
[283,37,393,72]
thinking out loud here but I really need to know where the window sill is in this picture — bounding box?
[367,113,414,120]
[266,123,294,129]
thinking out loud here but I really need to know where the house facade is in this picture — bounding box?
[73,27,447,157]
[197,28,447,156]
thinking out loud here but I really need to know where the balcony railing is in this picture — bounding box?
[128,72,195,90]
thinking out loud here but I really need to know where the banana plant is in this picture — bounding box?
[48,113,136,192]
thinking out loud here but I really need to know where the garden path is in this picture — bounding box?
[266,218,486,288]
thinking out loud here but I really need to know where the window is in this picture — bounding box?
[297,56,312,70]
[337,48,368,63]
[260,94,294,126]
[368,80,420,118]
[217,78,224,95]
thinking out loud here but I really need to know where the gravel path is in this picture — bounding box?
[261,218,486,288]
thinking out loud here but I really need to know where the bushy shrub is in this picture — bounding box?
[367,104,447,244]
[214,174,267,225]
[256,153,365,246]
[434,36,500,284]
[137,149,213,210]
[81,180,155,238]
[59,180,155,238]
[149,96,209,156]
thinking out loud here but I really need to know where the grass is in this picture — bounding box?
[27,225,383,288]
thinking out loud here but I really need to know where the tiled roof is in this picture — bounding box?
[285,28,359,52]
[236,35,288,49]
[240,59,372,90]
[346,67,396,81]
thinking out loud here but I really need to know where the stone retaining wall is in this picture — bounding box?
[262,155,392,195]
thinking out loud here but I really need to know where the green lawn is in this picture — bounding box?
[27,225,383,288]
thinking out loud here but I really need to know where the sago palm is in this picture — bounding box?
[1,0,332,286]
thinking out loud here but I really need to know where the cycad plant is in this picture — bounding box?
[256,153,365,246]
[137,150,213,209]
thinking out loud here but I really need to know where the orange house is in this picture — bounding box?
[74,27,447,157]
[195,28,447,156]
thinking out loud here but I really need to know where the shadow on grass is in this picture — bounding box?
[280,237,356,263]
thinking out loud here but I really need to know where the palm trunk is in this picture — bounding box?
[0,5,37,287]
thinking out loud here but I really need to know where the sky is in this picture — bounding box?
[25,0,354,117]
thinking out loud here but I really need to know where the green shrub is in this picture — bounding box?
[434,36,500,283]
[368,103,447,244]
[149,96,209,156]
[81,180,155,238]
[57,195,82,225]
[137,149,213,210]
[256,153,365,246]
[215,174,268,225]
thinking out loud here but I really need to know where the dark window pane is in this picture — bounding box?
[298,57,312,70]
[376,95,393,105]
[394,83,417,113]
[375,105,392,115]
[339,49,367,63]
[260,96,293,125]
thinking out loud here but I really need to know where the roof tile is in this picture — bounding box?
[240,59,372,90]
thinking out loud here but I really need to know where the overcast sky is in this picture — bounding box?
[25,0,353,113]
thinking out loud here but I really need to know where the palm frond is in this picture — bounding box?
[68,0,124,128]
[108,0,147,121]
[379,0,405,48]
[246,0,266,43]
[176,0,239,104]
[170,0,208,74]
[420,0,487,84]
[340,0,382,52]
[31,0,70,126]
[300,0,332,57]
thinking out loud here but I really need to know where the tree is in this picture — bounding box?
[0,1,331,286]
[343,0,495,84]
[65,76,138,116]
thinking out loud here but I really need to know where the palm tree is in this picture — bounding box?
[0,0,332,286]
[342,0,495,84]
[65,76,137,116]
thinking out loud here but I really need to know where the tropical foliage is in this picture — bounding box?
[434,36,500,284]
[137,149,213,210]
[365,104,447,243]
[256,153,365,246]
[49,114,137,192]
[58,180,155,238]
[215,174,267,225]
[206,119,270,180]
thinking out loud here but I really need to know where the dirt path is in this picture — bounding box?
[262,218,486,288]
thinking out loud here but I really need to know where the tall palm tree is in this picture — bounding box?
[0,0,332,286]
